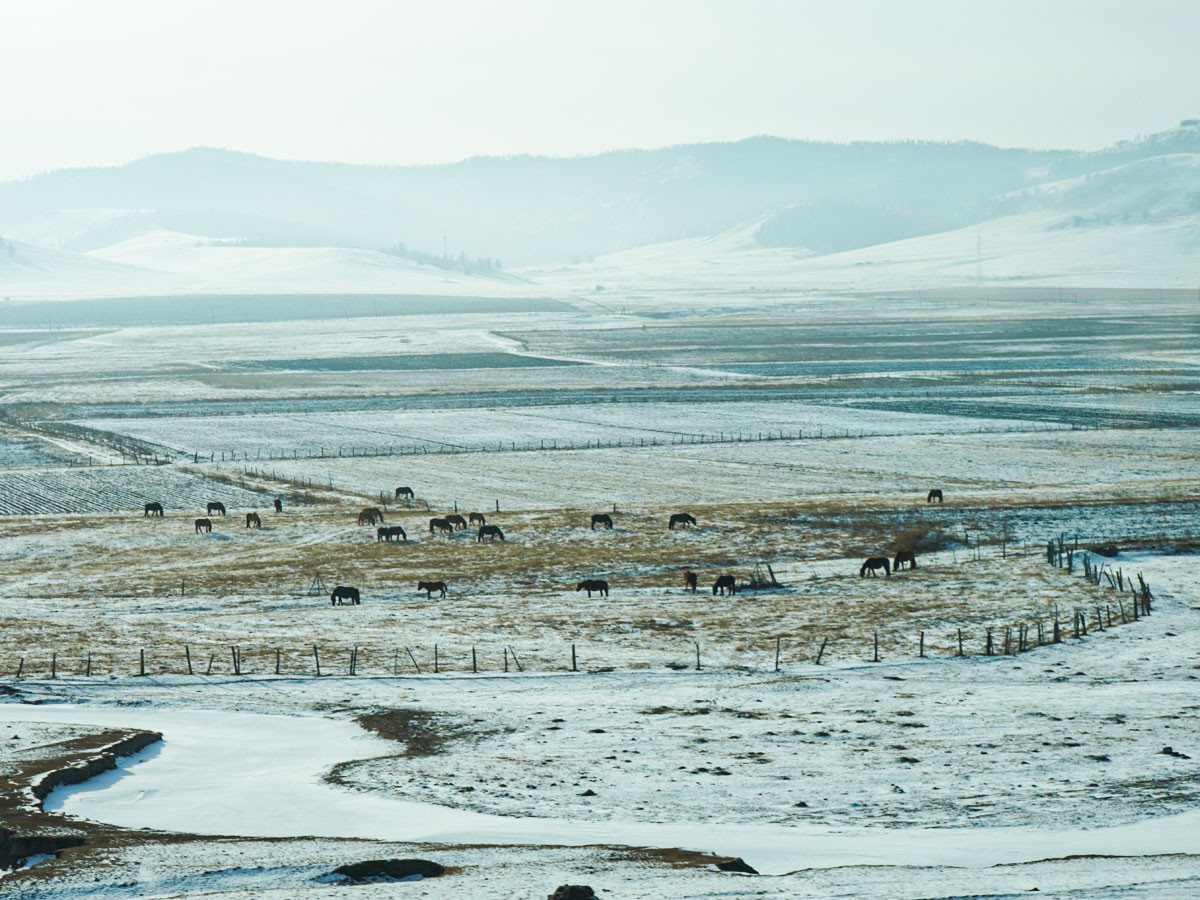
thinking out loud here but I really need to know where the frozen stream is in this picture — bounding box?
[4,700,1200,876]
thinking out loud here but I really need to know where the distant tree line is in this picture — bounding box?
[382,242,502,277]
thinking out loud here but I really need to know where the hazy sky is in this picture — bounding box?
[1,0,1197,180]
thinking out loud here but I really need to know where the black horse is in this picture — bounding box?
[194,518,212,534]
[395,486,415,500]
[861,557,891,577]
[713,575,737,596]
[477,525,505,542]
[245,512,261,528]
[927,489,943,504]
[669,513,697,530]
[894,550,917,570]
[207,501,226,516]
[330,585,361,606]
[429,517,453,534]
[273,498,283,513]
[143,502,164,517]
[591,513,613,530]
[576,579,609,597]
[469,512,486,526]
[378,525,407,542]
[418,580,447,598]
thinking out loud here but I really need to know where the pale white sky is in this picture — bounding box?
[1,0,1197,180]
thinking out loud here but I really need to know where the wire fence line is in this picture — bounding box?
[3,539,1154,682]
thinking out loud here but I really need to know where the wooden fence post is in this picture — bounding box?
[919,631,925,658]
[694,642,701,671]
[434,645,439,674]
[86,653,91,677]
[51,652,56,679]
[406,646,421,674]
[775,636,781,671]
[508,646,523,672]
[206,653,215,675]
[313,645,321,676]
[275,648,281,675]
[472,646,477,674]
[872,631,879,662]
[571,643,577,672]
[815,637,828,665]
[957,629,963,657]
[16,658,23,678]
[139,649,146,677]
[185,645,193,675]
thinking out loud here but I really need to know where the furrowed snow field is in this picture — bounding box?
[1,297,1199,900]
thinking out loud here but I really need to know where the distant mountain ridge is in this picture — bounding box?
[2,121,1199,296]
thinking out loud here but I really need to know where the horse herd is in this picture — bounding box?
[146,484,945,605]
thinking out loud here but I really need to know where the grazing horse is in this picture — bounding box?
[418,580,447,599]
[207,501,226,517]
[245,512,261,529]
[273,498,283,513]
[669,513,697,530]
[713,574,737,596]
[469,512,486,526]
[576,579,609,598]
[377,525,407,542]
[894,549,917,570]
[860,557,891,577]
[143,502,164,517]
[927,489,943,504]
[330,585,361,606]
[429,517,453,534]
[477,524,505,542]
[590,513,613,530]
[395,486,415,500]
[358,507,384,526]
[194,518,212,534]
[683,570,698,593]
[446,514,468,530]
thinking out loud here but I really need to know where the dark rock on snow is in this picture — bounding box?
[716,856,759,874]
[330,858,445,882]
[548,886,596,900]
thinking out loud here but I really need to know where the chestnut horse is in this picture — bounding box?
[683,570,698,593]
[894,550,917,570]
[358,507,384,526]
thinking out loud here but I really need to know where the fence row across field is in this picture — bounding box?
[4,544,1154,681]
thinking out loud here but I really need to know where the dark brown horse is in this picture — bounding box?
[894,549,917,570]
[207,501,226,517]
[330,585,361,605]
[469,512,486,526]
[477,525,505,542]
[576,579,609,597]
[245,512,261,529]
[418,580,447,598]
[377,525,407,542]
[194,518,212,534]
[273,498,283,513]
[358,507,385,526]
[429,517,453,534]
[683,570,698,593]
[669,513,697,530]
[143,501,164,517]
[861,557,891,577]
[927,489,943,504]
[395,486,415,500]
[446,514,468,530]
[712,574,737,596]
[591,513,613,530]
